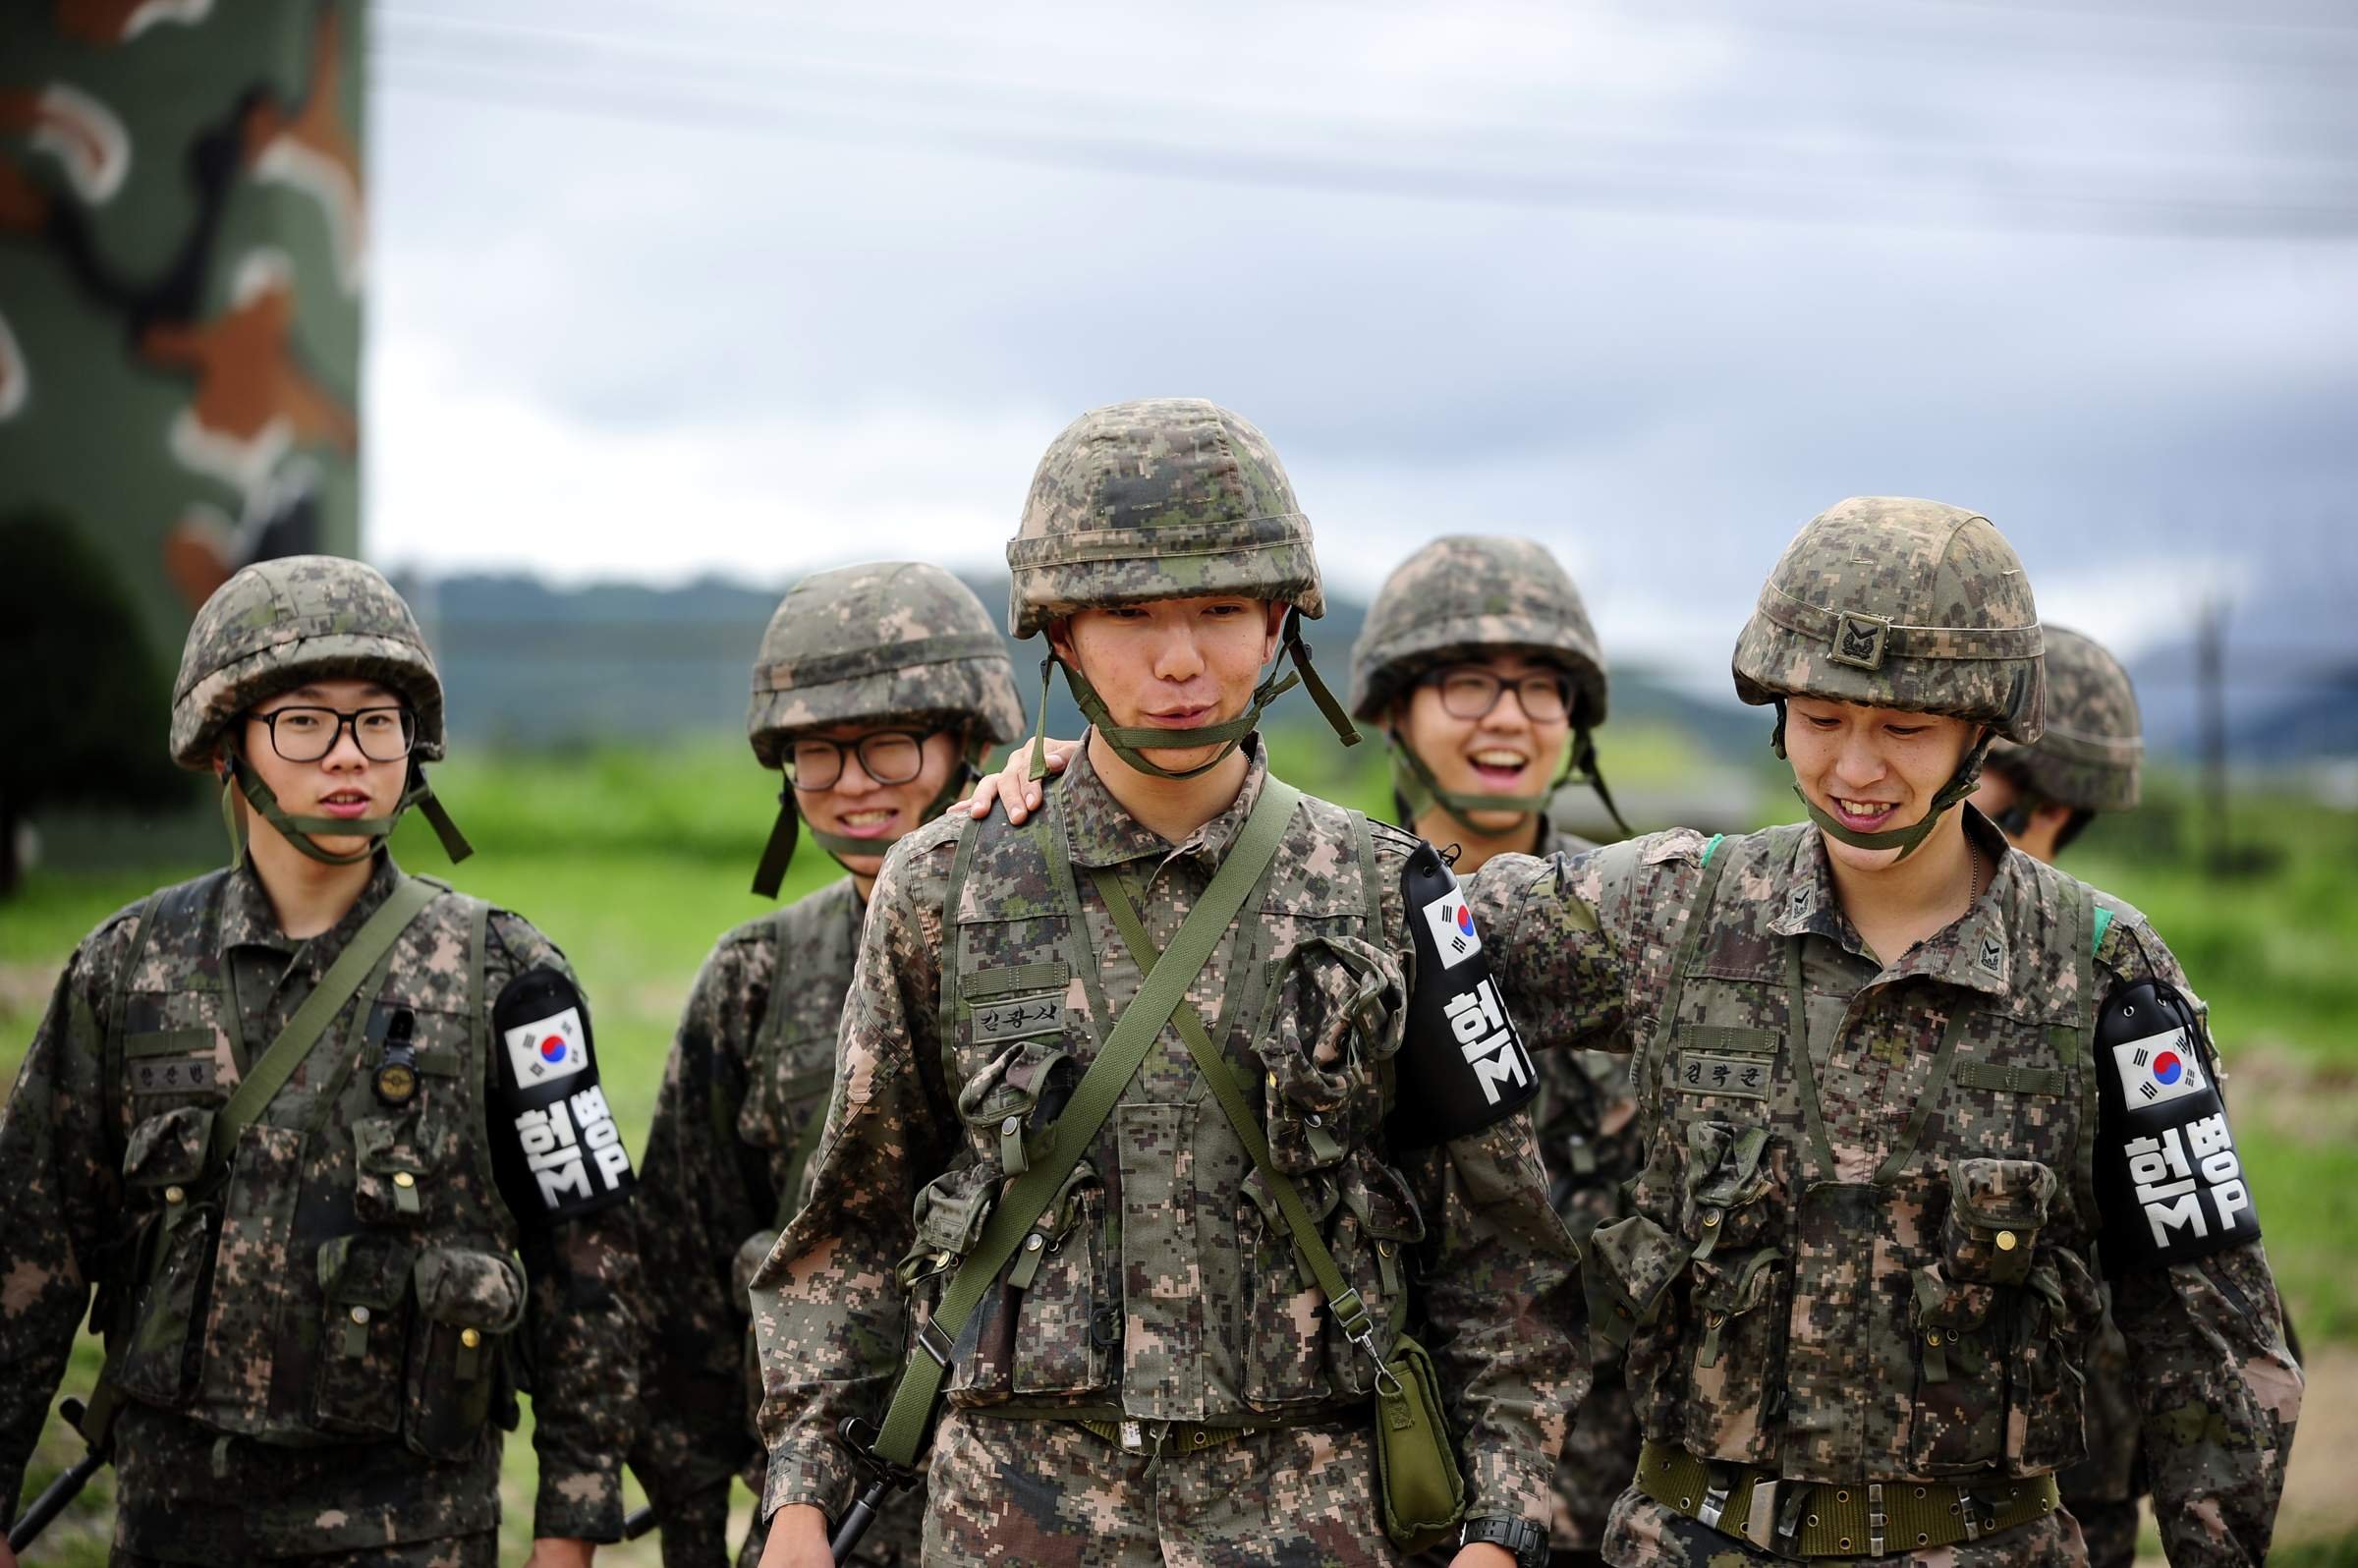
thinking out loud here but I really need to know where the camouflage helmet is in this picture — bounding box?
[1731,496,2045,744]
[1349,534,1607,725]
[1004,398,1357,781]
[1006,398,1323,638]
[1988,625,2142,812]
[748,562,1025,768]
[171,554,445,769]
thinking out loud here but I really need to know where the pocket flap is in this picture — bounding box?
[318,1234,416,1309]
[1694,1245,1781,1318]
[122,1105,214,1188]
[1683,1121,1771,1211]
[412,1247,528,1332]
[352,1116,427,1177]
[1340,1156,1428,1245]
[955,1040,1074,1130]
[1949,1158,2056,1230]
[1584,1213,1690,1352]
[1911,1263,1993,1330]
[912,1164,1000,1259]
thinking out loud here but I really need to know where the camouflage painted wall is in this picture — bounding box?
[0,0,365,670]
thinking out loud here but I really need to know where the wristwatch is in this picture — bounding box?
[1459,1514,1548,1568]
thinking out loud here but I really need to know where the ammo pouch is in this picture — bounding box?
[112,1105,221,1408]
[406,1246,527,1460]
[1372,1328,1469,1554]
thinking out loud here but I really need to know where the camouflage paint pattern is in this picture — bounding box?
[748,562,1026,767]
[0,2,365,662]
[1987,625,2142,812]
[1347,534,1607,727]
[171,552,446,767]
[750,741,1581,1549]
[629,880,920,1568]
[0,854,641,1553]
[1464,816,2301,1567]
[925,1408,1396,1565]
[1730,497,2046,744]
[1006,398,1324,638]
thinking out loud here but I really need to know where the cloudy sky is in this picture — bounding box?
[365,0,2358,690]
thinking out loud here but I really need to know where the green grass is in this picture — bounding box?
[4,729,2353,1558]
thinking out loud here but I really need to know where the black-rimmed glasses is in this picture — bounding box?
[1427,668,1572,724]
[788,729,939,791]
[250,704,418,763]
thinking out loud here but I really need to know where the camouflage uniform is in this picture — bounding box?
[0,557,639,1560]
[1353,534,1641,1565]
[1464,500,2300,1568]
[628,563,1023,1568]
[1988,626,2146,1568]
[750,400,1582,1566]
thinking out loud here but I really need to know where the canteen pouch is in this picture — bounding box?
[314,1233,416,1436]
[406,1246,528,1460]
[1943,1158,2054,1286]
[111,1106,220,1408]
[1374,1328,1469,1554]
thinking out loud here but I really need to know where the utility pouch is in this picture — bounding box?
[955,1039,1075,1178]
[1679,1121,1776,1260]
[111,1106,220,1409]
[1943,1158,2054,1287]
[1373,1327,1469,1554]
[314,1233,416,1436]
[406,1246,528,1460]
[1584,1212,1690,1359]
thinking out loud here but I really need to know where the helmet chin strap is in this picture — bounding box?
[1793,722,1998,862]
[221,739,472,868]
[750,755,980,898]
[1031,608,1359,784]
[1388,722,1632,844]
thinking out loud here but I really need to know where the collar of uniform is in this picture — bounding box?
[1767,828,1850,945]
[218,851,405,966]
[1899,807,2020,996]
[1059,730,1269,872]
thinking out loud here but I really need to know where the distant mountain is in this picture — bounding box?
[404,568,1765,758]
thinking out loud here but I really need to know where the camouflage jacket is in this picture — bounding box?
[629,878,863,1510]
[1468,813,2301,1567]
[751,741,1583,1530]
[1525,821,1640,1248]
[0,855,639,1549]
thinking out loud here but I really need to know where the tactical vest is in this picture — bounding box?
[98,870,528,1456]
[916,787,1422,1426]
[1596,827,2107,1484]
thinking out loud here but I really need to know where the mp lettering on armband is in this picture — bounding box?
[492,965,637,1220]
[513,1085,634,1210]
[1443,977,1531,1106]
[2097,979,2260,1269]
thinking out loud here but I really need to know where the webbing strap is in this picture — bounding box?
[202,876,442,1175]
[1090,868,1384,1367]
[1637,842,1732,1124]
[869,777,1305,1469]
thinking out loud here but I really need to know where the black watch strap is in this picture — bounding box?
[1459,1514,1548,1568]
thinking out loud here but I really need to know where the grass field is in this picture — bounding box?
[3,728,2351,1562]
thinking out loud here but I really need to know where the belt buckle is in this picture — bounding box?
[1742,1480,1781,1548]
[1697,1462,1737,1530]
[1957,1484,1983,1543]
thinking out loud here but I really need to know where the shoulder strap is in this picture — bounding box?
[1089,862,1388,1373]
[203,875,443,1177]
[870,777,1304,1469]
[101,885,178,1160]
[935,813,987,1102]
[1635,839,1734,1112]
[2063,877,2104,1235]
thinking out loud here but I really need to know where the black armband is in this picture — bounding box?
[490,967,636,1222]
[1386,839,1540,1149]
[2095,977,2259,1271]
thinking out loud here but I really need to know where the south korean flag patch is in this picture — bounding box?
[2109,1026,2206,1107]
[1419,888,1486,971]
[503,1005,589,1088]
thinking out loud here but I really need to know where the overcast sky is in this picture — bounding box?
[364,0,2358,689]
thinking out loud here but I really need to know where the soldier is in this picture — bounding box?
[751,398,1582,1568]
[1472,498,2301,1566]
[1968,626,2147,1568]
[0,557,640,1568]
[628,562,1024,1568]
[1349,536,1642,1568]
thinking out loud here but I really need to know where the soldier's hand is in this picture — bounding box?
[1448,1545,1516,1568]
[757,1503,834,1567]
[2,1538,19,1568]
[524,1538,595,1568]
[962,737,1078,825]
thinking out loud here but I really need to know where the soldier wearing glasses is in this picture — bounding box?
[627,563,1024,1568]
[0,556,641,1568]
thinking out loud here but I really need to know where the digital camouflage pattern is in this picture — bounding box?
[629,880,920,1568]
[1005,398,1325,638]
[170,553,446,769]
[1987,625,2142,812]
[747,561,1025,768]
[1731,497,2046,744]
[0,854,640,1557]
[1462,815,2302,1567]
[1526,821,1644,1560]
[750,740,1582,1550]
[1348,534,1607,727]
[925,1408,1397,1565]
